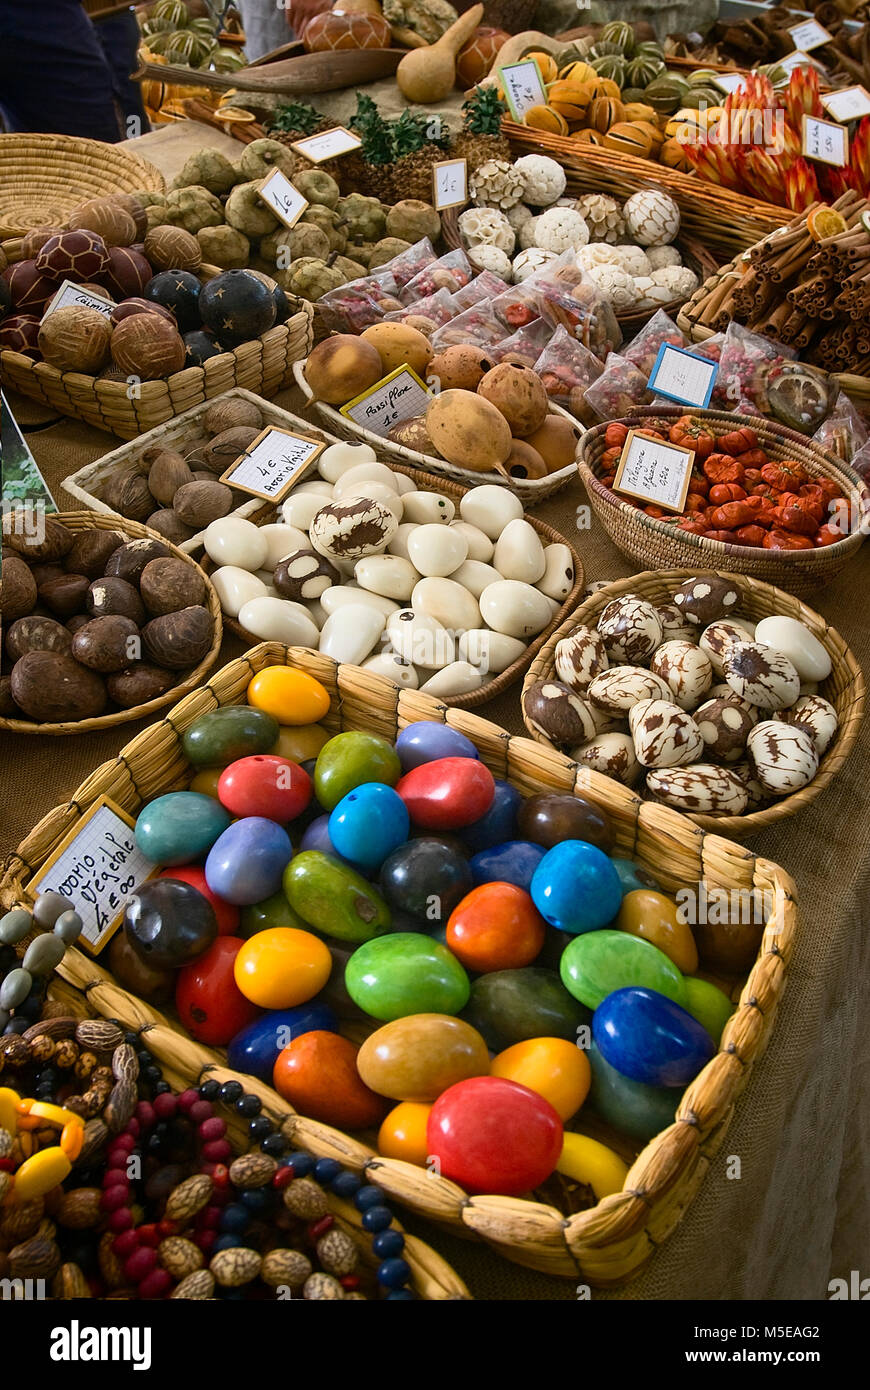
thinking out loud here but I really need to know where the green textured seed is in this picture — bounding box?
[0,968,33,1010]
[23,933,66,976]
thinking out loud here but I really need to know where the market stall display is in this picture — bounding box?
[0,135,164,240]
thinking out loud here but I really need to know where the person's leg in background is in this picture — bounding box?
[0,0,123,141]
[235,0,294,60]
[94,5,151,139]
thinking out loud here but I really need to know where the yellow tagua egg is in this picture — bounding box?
[270,723,331,763]
[616,889,699,974]
[247,666,331,725]
[233,927,332,1009]
[378,1101,433,1166]
[11,1146,72,1202]
[556,1132,628,1200]
[189,767,223,799]
[490,1037,591,1121]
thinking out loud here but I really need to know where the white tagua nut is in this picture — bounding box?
[204,517,267,571]
[537,543,575,601]
[317,441,377,484]
[237,596,320,647]
[753,615,832,682]
[492,519,546,584]
[419,662,485,697]
[318,604,385,665]
[448,520,494,563]
[645,763,750,815]
[354,555,420,601]
[784,694,838,757]
[458,628,526,675]
[320,585,400,621]
[411,576,481,634]
[407,524,468,578]
[649,640,713,711]
[629,699,705,769]
[386,609,455,669]
[748,720,819,794]
[210,566,268,618]
[479,580,553,640]
[722,641,801,711]
[554,625,608,691]
[333,462,402,497]
[459,485,523,540]
[448,559,503,599]
[361,652,419,688]
[401,491,455,526]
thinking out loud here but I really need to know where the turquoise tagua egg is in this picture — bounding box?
[586,1040,678,1142]
[530,840,622,934]
[560,929,687,1011]
[345,932,470,1022]
[328,782,410,871]
[611,857,660,897]
[134,791,231,866]
[593,987,716,1088]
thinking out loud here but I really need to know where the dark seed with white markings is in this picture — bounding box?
[597,597,663,664]
[645,763,749,814]
[694,697,754,762]
[571,731,639,785]
[673,574,740,626]
[274,550,340,601]
[629,699,704,769]
[723,641,800,711]
[522,680,597,748]
[650,640,712,711]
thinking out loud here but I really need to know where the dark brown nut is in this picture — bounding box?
[145,509,195,545]
[5,615,73,662]
[53,1262,91,1299]
[172,480,234,528]
[2,514,74,562]
[9,1235,61,1280]
[87,576,146,625]
[38,573,90,619]
[140,556,206,615]
[105,537,172,584]
[56,1188,102,1230]
[191,471,216,482]
[63,529,126,579]
[522,680,597,749]
[102,468,155,523]
[0,555,38,620]
[106,663,175,709]
[66,613,91,635]
[673,573,740,627]
[71,615,140,673]
[0,675,21,716]
[29,563,66,587]
[10,650,107,723]
[147,449,194,506]
[107,926,174,1000]
[273,550,339,602]
[195,425,261,475]
[203,398,263,435]
[142,605,214,669]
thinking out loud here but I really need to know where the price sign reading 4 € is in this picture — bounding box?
[220,426,325,501]
[257,168,309,228]
[497,59,548,121]
[802,113,848,166]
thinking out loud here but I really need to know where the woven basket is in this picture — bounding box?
[202,461,585,711]
[293,361,579,504]
[579,407,869,596]
[0,511,223,736]
[0,643,798,1283]
[522,569,865,838]
[0,133,165,239]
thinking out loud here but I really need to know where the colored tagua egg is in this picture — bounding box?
[183,706,279,768]
[469,839,546,893]
[396,757,495,831]
[379,836,474,929]
[205,817,293,905]
[617,889,698,974]
[234,926,332,1009]
[299,814,358,870]
[134,791,231,866]
[517,792,614,853]
[273,1030,387,1129]
[560,929,687,1011]
[158,865,239,936]
[328,782,410,870]
[283,850,391,942]
[238,888,307,937]
[247,666,331,725]
[357,1014,490,1102]
[189,768,222,799]
[587,1039,678,1143]
[227,1002,338,1081]
[123,879,218,969]
[462,966,590,1051]
[458,778,522,853]
[269,723,330,763]
[378,1101,432,1166]
[612,856,660,896]
[556,1131,628,1200]
[683,976,734,1043]
[218,754,312,823]
[446,882,546,972]
[345,932,470,1021]
[594,987,716,1087]
[490,1037,591,1122]
[395,720,480,771]
[427,1076,563,1196]
[314,731,402,812]
[531,840,622,934]
[175,936,261,1046]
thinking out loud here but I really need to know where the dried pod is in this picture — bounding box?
[63,529,126,579]
[105,537,172,584]
[106,664,175,708]
[38,573,91,619]
[139,556,206,616]
[1,555,37,620]
[172,480,234,528]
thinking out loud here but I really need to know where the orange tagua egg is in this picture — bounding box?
[490,1037,591,1121]
[446,882,546,973]
[616,889,699,975]
[233,927,331,1009]
[273,1031,387,1129]
[378,1101,433,1166]
[248,667,331,726]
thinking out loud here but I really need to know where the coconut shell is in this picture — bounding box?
[202,397,264,435]
[102,246,153,299]
[68,198,137,248]
[10,650,107,722]
[35,230,110,284]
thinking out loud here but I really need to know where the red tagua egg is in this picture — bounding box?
[2,260,57,312]
[158,865,240,936]
[0,314,42,358]
[273,1031,388,1129]
[218,755,312,823]
[427,1076,563,1196]
[446,882,546,972]
[175,936,261,1045]
[396,757,495,830]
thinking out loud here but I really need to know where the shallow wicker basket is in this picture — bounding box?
[0,512,223,736]
[522,569,865,838]
[0,643,798,1283]
[579,407,869,596]
[202,461,585,711]
[293,360,579,504]
[0,133,165,238]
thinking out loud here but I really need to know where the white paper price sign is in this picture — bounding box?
[41,279,115,322]
[613,430,695,513]
[788,19,833,52]
[340,364,433,438]
[290,126,362,163]
[26,796,157,954]
[713,71,748,95]
[220,425,325,501]
[822,85,870,123]
[433,158,468,211]
[802,113,848,166]
[647,344,718,409]
[497,59,548,121]
[779,49,825,77]
[258,168,309,228]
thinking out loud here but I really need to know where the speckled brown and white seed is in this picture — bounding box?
[747,719,818,794]
[778,694,838,758]
[571,731,639,785]
[645,763,750,814]
[655,603,696,644]
[672,574,740,627]
[522,680,598,748]
[650,640,713,711]
[587,665,672,715]
[694,696,754,762]
[706,683,761,723]
[722,641,800,710]
[554,625,608,691]
[699,618,757,676]
[629,698,704,769]
[729,760,769,810]
[273,549,339,601]
[309,496,398,562]
[596,597,663,664]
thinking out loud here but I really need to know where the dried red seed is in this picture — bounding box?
[308,1215,334,1241]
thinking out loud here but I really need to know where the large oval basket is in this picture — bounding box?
[522,570,865,838]
[0,133,165,237]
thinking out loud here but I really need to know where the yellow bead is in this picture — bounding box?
[11,1146,72,1202]
[247,667,330,726]
[270,723,331,762]
[556,1132,629,1200]
[27,1100,85,1129]
[490,1037,591,1122]
[0,1086,21,1134]
[189,767,223,799]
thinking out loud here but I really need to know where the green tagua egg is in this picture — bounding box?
[134,791,230,866]
[683,976,734,1043]
[182,707,280,768]
[587,1040,678,1142]
[461,966,590,1052]
[284,850,392,943]
[238,890,308,938]
[345,932,470,1021]
[560,929,687,1011]
[314,732,402,812]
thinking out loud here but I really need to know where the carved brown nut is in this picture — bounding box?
[694,696,754,763]
[0,554,37,620]
[522,679,597,748]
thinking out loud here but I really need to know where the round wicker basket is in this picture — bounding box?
[0,512,223,736]
[578,407,870,596]
[521,569,865,837]
[0,133,165,238]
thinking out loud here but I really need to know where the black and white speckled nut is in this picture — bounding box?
[672,574,740,627]
[722,641,800,711]
[273,549,339,602]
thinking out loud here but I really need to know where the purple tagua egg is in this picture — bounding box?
[205,817,293,905]
[593,986,716,1088]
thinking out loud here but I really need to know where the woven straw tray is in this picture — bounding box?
[0,132,165,239]
[0,644,798,1284]
[523,570,865,838]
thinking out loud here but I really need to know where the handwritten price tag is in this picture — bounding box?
[258,168,309,229]
[788,19,833,52]
[613,430,695,513]
[821,85,870,123]
[647,344,718,409]
[433,158,468,211]
[802,113,849,166]
[340,364,433,438]
[497,59,548,121]
[290,126,362,163]
[220,425,325,501]
[713,72,748,95]
[26,796,157,954]
[41,279,115,322]
[779,49,826,77]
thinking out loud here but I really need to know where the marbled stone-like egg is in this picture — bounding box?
[694,696,754,763]
[629,699,704,769]
[673,574,740,627]
[722,641,800,711]
[587,665,671,715]
[645,763,750,815]
[699,618,757,676]
[747,720,819,794]
[597,596,663,664]
[571,731,639,786]
[650,640,713,711]
[782,694,838,758]
[554,625,608,691]
[522,680,597,748]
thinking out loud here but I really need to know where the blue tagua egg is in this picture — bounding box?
[470,840,546,893]
[300,813,358,869]
[586,1040,678,1142]
[328,782,410,871]
[459,779,522,854]
[205,817,293,905]
[227,1003,338,1081]
[611,857,660,897]
[396,721,480,772]
[530,840,622,934]
[593,987,716,1088]
[134,792,230,866]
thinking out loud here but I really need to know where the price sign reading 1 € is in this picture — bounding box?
[257,168,309,228]
[340,365,433,438]
[497,59,548,121]
[802,113,849,166]
[220,426,325,501]
[433,158,468,211]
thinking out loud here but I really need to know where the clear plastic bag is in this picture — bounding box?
[451,269,510,311]
[488,318,552,367]
[400,248,474,304]
[812,392,870,459]
[429,303,507,351]
[384,288,458,333]
[534,323,605,422]
[522,251,622,359]
[317,269,404,333]
[622,309,687,377]
[583,353,653,421]
[712,321,796,413]
[385,237,437,291]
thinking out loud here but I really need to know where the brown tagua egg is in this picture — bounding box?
[477,362,549,438]
[102,246,153,299]
[68,197,137,248]
[110,312,186,379]
[616,889,699,974]
[36,229,110,284]
[38,306,112,373]
[303,333,384,405]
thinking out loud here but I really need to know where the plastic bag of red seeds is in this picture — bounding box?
[712,322,796,412]
[621,309,687,377]
[583,352,653,420]
[451,270,510,311]
[488,317,552,367]
[533,324,604,421]
[400,248,473,304]
[429,303,507,351]
[383,237,437,291]
[384,288,458,333]
[317,269,404,333]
